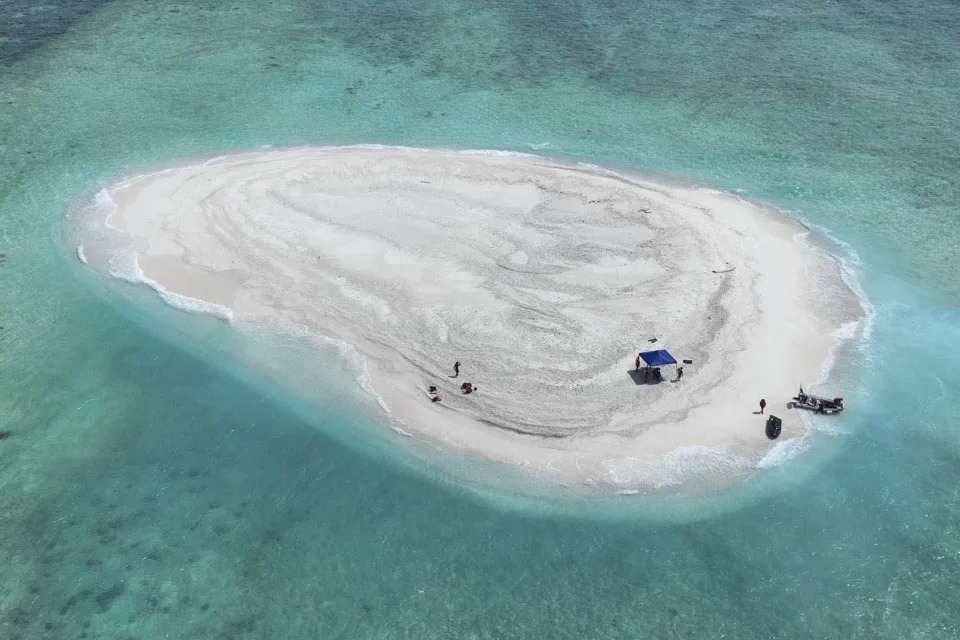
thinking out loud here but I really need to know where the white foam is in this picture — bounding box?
[659,445,754,480]
[76,245,87,264]
[107,245,146,283]
[152,285,235,322]
[793,224,876,391]
[601,445,756,491]
[803,220,864,267]
[457,148,534,158]
[794,216,874,325]
[202,155,229,167]
[94,219,388,411]
[106,244,235,321]
[836,252,875,346]
[756,437,807,469]
[232,314,389,411]
[811,319,859,388]
[94,188,121,232]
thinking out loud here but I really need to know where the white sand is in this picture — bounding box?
[81,147,860,491]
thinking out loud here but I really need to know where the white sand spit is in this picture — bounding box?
[80,148,861,491]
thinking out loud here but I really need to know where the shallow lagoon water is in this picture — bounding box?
[2,0,960,638]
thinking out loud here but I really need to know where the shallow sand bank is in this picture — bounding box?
[77,148,863,491]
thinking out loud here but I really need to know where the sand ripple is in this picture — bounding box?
[75,148,862,491]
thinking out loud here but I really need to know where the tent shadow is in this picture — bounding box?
[628,369,660,385]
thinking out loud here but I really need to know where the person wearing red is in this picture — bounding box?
[759,398,767,414]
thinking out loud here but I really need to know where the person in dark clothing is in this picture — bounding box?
[674,366,684,381]
[759,398,767,414]
[635,354,641,372]
[454,361,460,377]
[431,395,442,403]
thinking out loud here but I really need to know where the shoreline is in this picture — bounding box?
[71,146,869,493]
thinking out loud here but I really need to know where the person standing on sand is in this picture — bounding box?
[635,354,641,372]
[454,361,460,377]
[760,398,767,414]
[675,366,683,381]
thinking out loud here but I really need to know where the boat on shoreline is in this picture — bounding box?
[789,388,844,414]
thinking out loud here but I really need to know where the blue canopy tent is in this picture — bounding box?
[639,349,677,367]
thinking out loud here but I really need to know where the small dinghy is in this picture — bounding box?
[789,388,844,414]
[765,415,782,439]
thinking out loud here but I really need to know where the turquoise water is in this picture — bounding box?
[2,0,960,637]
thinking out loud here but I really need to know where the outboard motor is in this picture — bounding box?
[765,415,782,440]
